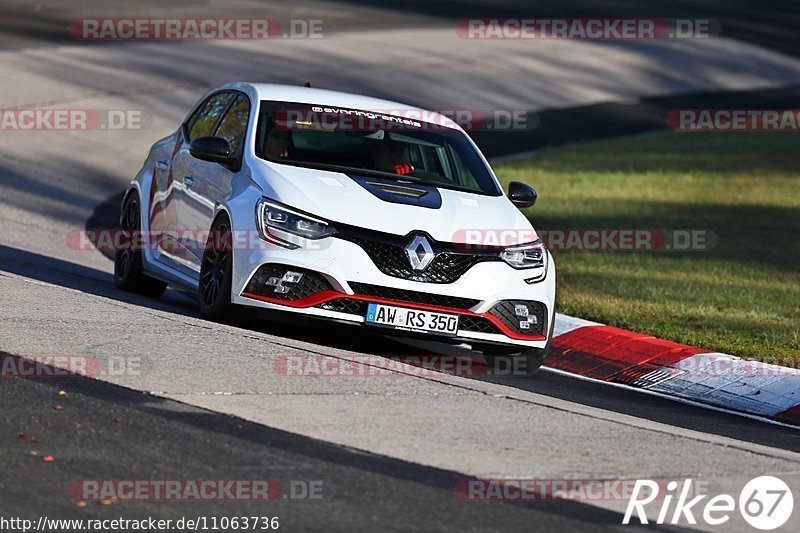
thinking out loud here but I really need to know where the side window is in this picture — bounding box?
[447,144,480,190]
[187,93,234,141]
[213,95,250,157]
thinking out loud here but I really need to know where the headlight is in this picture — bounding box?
[499,240,548,281]
[256,198,336,248]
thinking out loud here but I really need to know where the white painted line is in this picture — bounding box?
[553,313,601,337]
[542,366,800,430]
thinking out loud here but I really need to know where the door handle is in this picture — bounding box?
[184,175,195,187]
[156,160,169,171]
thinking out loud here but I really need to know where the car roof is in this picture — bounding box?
[221,82,461,130]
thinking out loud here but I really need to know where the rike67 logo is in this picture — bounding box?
[624,476,794,529]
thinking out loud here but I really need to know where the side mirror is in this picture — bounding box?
[189,136,231,164]
[508,181,537,208]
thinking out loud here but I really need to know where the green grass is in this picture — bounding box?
[494,131,800,363]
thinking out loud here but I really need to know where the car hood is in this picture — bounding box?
[252,160,536,244]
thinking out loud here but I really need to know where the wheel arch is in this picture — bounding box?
[121,186,139,208]
[210,204,234,230]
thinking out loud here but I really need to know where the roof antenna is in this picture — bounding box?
[303,81,311,88]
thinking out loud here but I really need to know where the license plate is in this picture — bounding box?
[365,303,459,335]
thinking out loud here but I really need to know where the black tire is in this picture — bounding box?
[517,346,549,376]
[114,193,168,298]
[484,308,556,377]
[198,214,242,323]
[518,310,557,376]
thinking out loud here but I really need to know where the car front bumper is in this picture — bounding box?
[230,235,556,349]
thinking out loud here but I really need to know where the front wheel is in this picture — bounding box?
[198,214,242,323]
[517,346,549,376]
[484,310,556,377]
[482,346,548,377]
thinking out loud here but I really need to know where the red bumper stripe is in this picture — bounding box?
[240,291,546,341]
[241,290,342,308]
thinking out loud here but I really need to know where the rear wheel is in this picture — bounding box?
[198,214,242,323]
[114,193,167,297]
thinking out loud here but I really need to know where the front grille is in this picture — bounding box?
[459,315,502,334]
[243,264,332,301]
[338,230,500,284]
[317,298,367,315]
[488,300,546,336]
[348,282,480,310]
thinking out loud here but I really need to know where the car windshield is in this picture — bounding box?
[255,101,501,196]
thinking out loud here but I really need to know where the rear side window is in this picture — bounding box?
[214,95,250,157]
[187,93,234,141]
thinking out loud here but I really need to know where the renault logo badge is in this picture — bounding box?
[405,235,435,271]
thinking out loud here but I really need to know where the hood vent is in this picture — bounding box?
[366,181,428,198]
[348,175,442,209]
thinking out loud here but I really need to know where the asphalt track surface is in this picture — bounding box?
[1,1,799,531]
[3,366,671,533]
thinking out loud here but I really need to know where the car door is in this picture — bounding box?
[177,92,250,273]
[147,101,210,265]
[165,92,235,274]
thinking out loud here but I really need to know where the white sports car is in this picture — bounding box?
[116,83,556,373]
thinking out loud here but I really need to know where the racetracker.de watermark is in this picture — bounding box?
[675,354,800,377]
[68,480,279,502]
[455,19,717,40]
[68,18,324,40]
[1,109,146,131]
[68,228,717,253]
[67,479,323,501]
[273,107,538,131]
[1,354,142,378]
[67,229,286,253]
[455,479,699,501]
[667,109,800,131]
[452,229,718,252]
[272,354,539,378]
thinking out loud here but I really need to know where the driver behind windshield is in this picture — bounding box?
[265,127,291,160]
[369,137,412,174]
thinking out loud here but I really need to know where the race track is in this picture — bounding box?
[1,2,798,531]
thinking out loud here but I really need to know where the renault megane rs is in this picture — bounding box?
[115,82,556,373]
